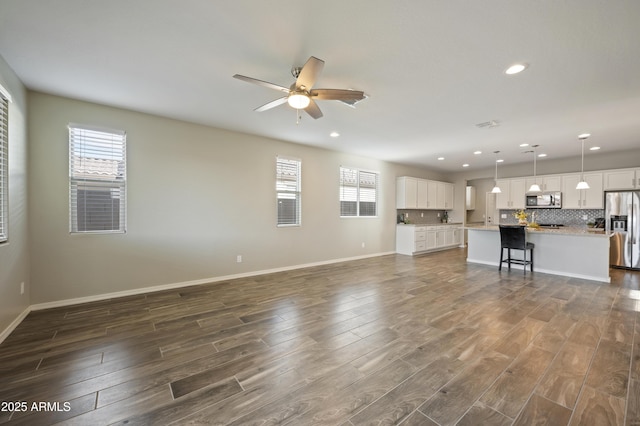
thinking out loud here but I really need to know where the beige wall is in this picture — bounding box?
[0,56,30,334]
[27,92,445,304]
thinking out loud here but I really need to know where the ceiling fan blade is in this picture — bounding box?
[304,99,323,119]
[254,97,288,112]
[233,74,290,93]
[295,56,324,90]
[310,89,365,101]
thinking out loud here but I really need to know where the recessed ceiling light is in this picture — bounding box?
[519,143,529,147]
[330,131,340,138]
[437,157,445,161]
[474,151,482,155]
[496,159,504,163]
[578,133,591,139]
[505,63,528,75]
[462,164,469,167]
[590,146,600,151]
[538,153,547,157]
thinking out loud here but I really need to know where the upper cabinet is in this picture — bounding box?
[437,181,454,210]
[465,186,476,210]
[525,175,562,192]
[396,177,454,210]
[561,172,604,209]
[603,168,640,190]
[495,178,526,209]
[417,179,429,209]
[426,180,438,209]
[396,177,418,209]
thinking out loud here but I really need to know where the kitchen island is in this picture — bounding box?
[466,224,611,283]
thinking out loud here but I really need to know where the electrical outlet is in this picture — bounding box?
[236,255,242,263]
[361,242,365,248]
[582,215,588,220]
[20,282,24,295]
[501,214,507,219]
[421,212,424,217]
[437,213,440,217]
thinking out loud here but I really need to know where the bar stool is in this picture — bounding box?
[499,225,534,274]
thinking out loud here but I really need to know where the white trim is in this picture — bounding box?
[2,253,393,339]
[0,307,31,344]
[465,258,611,283]
[29,251,395,311]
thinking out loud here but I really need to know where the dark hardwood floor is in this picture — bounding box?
[1,248,639,425]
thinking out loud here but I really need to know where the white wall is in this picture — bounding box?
[0,56,30,335]
[27,92,442,305]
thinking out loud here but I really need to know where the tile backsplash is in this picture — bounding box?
[500,209,604,226]
[397,209,448,224]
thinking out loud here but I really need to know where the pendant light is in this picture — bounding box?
[528,144,542,193]
[576,134,590,190]
[491,151,502,193]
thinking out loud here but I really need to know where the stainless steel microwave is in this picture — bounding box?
[525,192,562,208]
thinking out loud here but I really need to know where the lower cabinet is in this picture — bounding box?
[396,224,461,255]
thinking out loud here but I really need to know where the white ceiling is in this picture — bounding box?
[2,0,640,173]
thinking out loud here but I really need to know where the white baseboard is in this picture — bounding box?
[0,306,31,345]
[466,258,610,283]
[29,251,395,312]
[0,251,395,341]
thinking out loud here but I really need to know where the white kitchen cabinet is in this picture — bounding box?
[426,228,437,250]
[525,175,562,192]
[495,178,526,209]
[396,177,418,208]
[445,226,461,246]
[562,172,604,209]
[426,180,438,209]
[466,186,476,210]
[603,168,640,190]
[396,177,453,210]
[439,182,454,210]
[434,181,452,210]
[417,179,429,209]
[396,225,425,255]
[435,227,447,248]
[453,227,462,246]
[396,224,461,255]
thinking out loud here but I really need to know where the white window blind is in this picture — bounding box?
[340,167,378,217]
[0,94,8,243]
[276,156,301,226]
[69,124,126,233]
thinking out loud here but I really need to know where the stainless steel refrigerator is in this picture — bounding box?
[605,191,640,270]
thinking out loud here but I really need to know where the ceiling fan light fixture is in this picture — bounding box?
[287,93,310,109]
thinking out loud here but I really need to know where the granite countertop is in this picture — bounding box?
[465,223,611,237]
[397,222,462,226]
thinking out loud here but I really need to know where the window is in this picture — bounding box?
[0,91,8,243]
[276,156,301,226]
[69,124,126,233]
[340,167,379,217]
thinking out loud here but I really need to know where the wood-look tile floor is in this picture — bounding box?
[1,249,640,425]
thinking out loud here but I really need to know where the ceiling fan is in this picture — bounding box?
[233,56,365,119]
